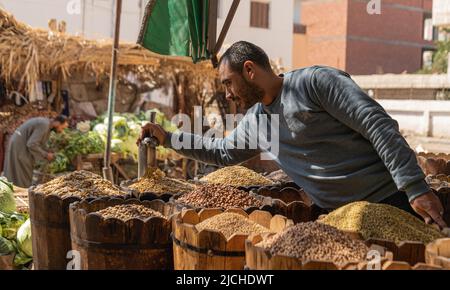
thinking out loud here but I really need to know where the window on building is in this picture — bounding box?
[250,1,270,29]
[423,14,433,41]
[422,50,434,70]
[217,0,223,19]
[293,0,301,24]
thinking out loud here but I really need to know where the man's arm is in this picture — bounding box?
[309,66,428,201]
[140,114,261,166]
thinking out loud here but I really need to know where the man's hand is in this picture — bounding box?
[137,123,169,146]
[410,191,447,229]
[46,152,55,161]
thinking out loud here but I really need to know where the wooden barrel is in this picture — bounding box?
[364,238,426,266]
[28,188,82,270]
[69,197,174,270]
[172,208,293,270]
[249,186,316,223]
[245,234,393,270]
[425,238,450,269]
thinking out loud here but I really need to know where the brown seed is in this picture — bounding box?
[34,170,125,198]
[177,184,262,209]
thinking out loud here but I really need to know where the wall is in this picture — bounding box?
[293,0,433,74]
[378,100,450,138]
[293,33,308,69]
[217,0,294,69]
[346,0,434,74]
[433,0,450,27]
[295,0,348,71]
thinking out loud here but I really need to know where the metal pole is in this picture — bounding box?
[103,0,123,182]
[211,0,240,67]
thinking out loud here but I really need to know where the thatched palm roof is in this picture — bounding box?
[0,7,218,96]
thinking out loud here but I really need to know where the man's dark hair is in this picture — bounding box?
[219,41,272,73]
[54,115,68,124]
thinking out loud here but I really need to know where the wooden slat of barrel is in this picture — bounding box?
[367,238,425,266]
[29,189,80,270]
[70,198,173,270]
[425,238,450,269]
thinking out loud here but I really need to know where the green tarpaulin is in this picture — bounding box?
[138,0,210,63]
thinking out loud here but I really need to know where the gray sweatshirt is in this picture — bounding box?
[165,66,429,209]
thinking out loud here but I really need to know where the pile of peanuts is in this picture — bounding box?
[176,184,263,209]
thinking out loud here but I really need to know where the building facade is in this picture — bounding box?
[217,0,294,69]
[293,0,434,75]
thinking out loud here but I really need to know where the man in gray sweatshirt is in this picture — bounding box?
[141,41,446,228]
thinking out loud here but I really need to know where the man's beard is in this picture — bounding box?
[238,79,265,110]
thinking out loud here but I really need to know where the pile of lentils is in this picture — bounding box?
[200,166,274,187]
[34,170,125,198]
[176,184,263,209]
[319,201,445,244]
[257,222,369,265]
[195,212,270,239]
[129,167,195,194]
[95,204,166,221]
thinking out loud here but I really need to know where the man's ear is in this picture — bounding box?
[243,61,256,80]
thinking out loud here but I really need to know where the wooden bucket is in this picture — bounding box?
[172,208,293,270]
[245,234,393,270]
[28,187,128,270]
[28,187,82,270]
[425,238,450,269]
[69,197,175,270]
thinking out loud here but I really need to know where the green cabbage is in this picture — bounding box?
[0,236,15,256]
[0,177,16,214]
[111,139,125,153]
[17,219,32,257]
[104,116,130,139]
